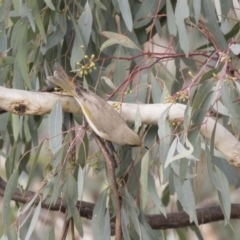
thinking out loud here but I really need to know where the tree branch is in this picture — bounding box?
[0,86,240,167]
[1,177,240,234]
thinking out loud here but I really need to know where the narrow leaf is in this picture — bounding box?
[48,100,62,154]
[140,151,149,209]
[3,169,19,230]
[101,32,140,51]
[25,199,41,240]
[92,189,107,240]
[77,166,84,200]
[117,0,133,31]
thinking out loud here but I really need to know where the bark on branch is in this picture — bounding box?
[0,86,240,167]
[0,177,239,234]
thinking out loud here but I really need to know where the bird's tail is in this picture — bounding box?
[47,70,77,98]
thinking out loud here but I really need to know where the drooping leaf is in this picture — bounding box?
[140,151,149,209]
[158,107,172,183]
[103,209,111,240]
[26,141,44,190]
[48,100,63,155]
[78,2,93,47]
[148,174,166,216]
[92,189,108,240]
[117,0,133,31]
[166,0,177,36]
[3,169,19,232]
[175,0,190,56]
[27,0,47,43]
[173,174,198,224]
[101,32,141,51]
[25,199,41,240]
[77,166,84,200]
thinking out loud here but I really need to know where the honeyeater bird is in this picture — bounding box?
[47,70,142,146]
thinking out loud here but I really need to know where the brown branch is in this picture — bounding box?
[1,177,240,234]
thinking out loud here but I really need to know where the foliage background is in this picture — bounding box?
[1,0,240,239]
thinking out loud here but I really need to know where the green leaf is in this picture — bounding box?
[77,166,84,200]
[92,189,108,240]
[175,0,190,56]
[148,174,166,216]
[11,114,20,141]
[101,32,141,51]
[77,132,89,168]
[12,0,22,13]
[164,137,197,168]
[44,0,55,10]
[173,174,198,224]
[69,11,84,67]
[48,100,62,155]
[112,46,131,86]
[66,174,78,204]
[11,18,31,88]
[26,141,44,190]
[42,13,67,54]
[191,80,215,125]
[150,72,162,103]
[25,199,41,240]
[221,81,240,132]
[0,0,11,22]
[21,4,35,31]
[214,0,222,22]
[158,107,172,183]
[117,0,133,31]
[121,208,131,240]
[202,0,227,50]
[205,130,231,223]
[78,2,93,47]
[20,194,38,216]
[140,151,149,209]
[123,189,141,235]
[134,0,159,29]
[67,196,83,237]
[193,0,201,24]
[166,0,177,36]
[3,169,19,231]
[0,112,9,137]
[27,0,47,43]
[103,209,111,240]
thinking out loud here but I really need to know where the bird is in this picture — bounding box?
[47,69,142,146]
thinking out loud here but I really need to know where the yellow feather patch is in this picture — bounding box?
[81,103,92,121]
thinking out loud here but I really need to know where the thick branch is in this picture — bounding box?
[0,86,240,167]
[0,177,240,233]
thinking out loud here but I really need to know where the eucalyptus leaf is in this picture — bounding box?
[92,189,108,240]
[101,32,141,51]
[117,0,133,31]
[166,0,177,36]
[78,2,93,47]
[173,174,198,224]
[48,100,63,155]
[3,169,19,231]
[140,151,149,209]
[25,199,41,240]
[175,0,190,56]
